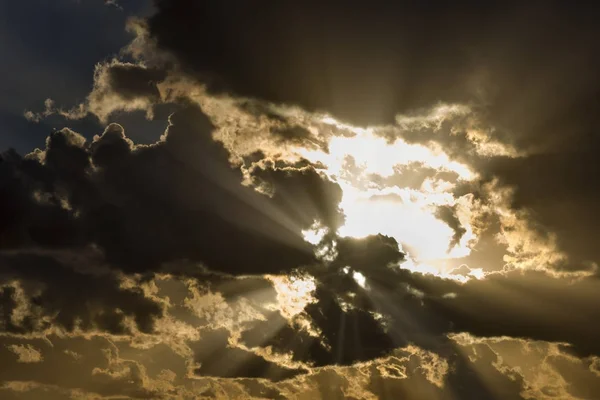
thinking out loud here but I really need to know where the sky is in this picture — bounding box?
[1,1,600,399]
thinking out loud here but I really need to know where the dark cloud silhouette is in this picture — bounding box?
[426,271,600,357]
[434,205,467,252]
[147,1,600,137]
[0,252,162,334]
[86,106,327,274]
[480,150,600,270]
[97,62,166,103]
[241,236,407,367]
[242,239,600,368]
[1,103,346,275]
[333,234,404,274]
[0,147,82,249]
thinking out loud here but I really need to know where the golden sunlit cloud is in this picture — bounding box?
[268,274,317,320]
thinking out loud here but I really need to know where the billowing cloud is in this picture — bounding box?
[146,1,600,138]
[0,251,162,335]
[4,103,347,276]
[9,67,600,394]
[4,0,600,397]
[6,344,43,363]
[25,61,167,124]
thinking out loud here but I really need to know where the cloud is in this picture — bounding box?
[0,251,162,335]
[19,1,600,277]
[480,151,600,271]
[451,335,600,400]
[0,333,183,399]
[372,162,461,192]
[368,103,600,273]
[25,61,167,124]
[333,234,404,274]
[4,103,348,276]
[86,61,166,122]
[242,259,600,370]
[434,205,467,253]
[188,328,305,381]
[248,159,344,231]
[6,344,43,363]
[9,75,600,391]
[146,1,600,137]
[5,1,600,394]
[270,125,329,152]
[126,0,600,276]
[1,268,599,397]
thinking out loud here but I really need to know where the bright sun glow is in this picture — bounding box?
[300,129,474,180]
[337,184,474,260]
[298,116,479,273]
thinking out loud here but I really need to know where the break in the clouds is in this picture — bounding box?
[3,0,600,398]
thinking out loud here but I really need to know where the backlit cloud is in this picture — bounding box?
[3,0,600,398]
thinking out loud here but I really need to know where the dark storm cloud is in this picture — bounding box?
[480,150,600,270]
[86,105,324,274]
[2,103,346,275]
[141,1,600,274]
[147,1,600,133]
[0,148,82,249]
[0,252,162,334]
[421,271,600,357]
[242,295,395,368]
[241,234,600,367]
[240,235,405,367]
